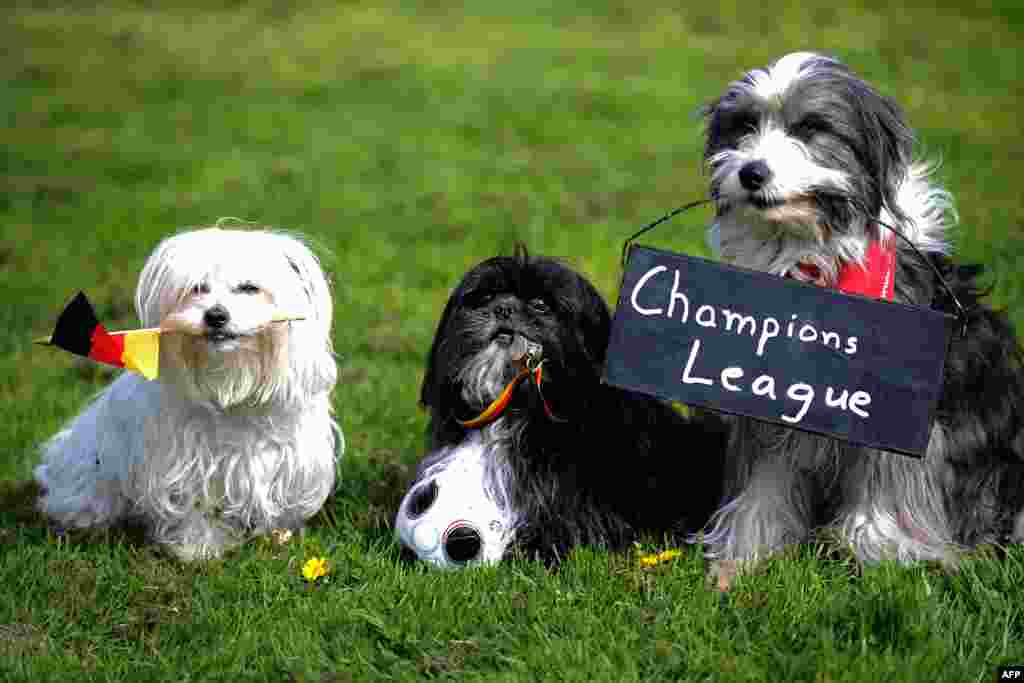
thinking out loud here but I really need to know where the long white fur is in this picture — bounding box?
[36,228,340,561]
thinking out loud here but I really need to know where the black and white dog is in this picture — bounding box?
[699,52,1024,584]
[395,248,729,567]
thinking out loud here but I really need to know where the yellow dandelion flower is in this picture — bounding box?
[302,557,329,582]
[638,548,682,568]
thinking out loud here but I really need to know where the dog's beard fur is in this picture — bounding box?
[406,248,729,566]
[456,334,539,411]
[697,52,1024,577]
[161,326,291,411]
[36,228,341,561]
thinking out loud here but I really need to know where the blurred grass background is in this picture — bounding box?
[1,1,1021,680]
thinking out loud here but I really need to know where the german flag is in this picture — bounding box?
[35,292,161,380]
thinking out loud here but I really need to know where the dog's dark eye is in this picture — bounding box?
[465,291,494,308]
[528,298,551,314]
[791,116,828,138]
[730,112,759,136]
[236,282,260,294]
[191,282,211,296]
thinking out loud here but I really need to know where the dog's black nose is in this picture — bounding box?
[738,160,772,191]
[443,523,482,564]
[203,305,230,329]
[493,302,515,320]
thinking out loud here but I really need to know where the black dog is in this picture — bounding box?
[394,247,728,567]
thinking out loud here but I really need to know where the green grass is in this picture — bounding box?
[2,1,1023,680]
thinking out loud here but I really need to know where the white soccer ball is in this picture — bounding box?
[395,433,519,568]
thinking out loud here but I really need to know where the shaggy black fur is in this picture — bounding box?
[927,258,1024,546]
[414,247,729,561]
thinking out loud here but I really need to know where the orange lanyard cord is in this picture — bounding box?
[456,359,567,428]
[456,366,531,428]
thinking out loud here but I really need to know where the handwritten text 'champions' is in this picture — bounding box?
[630,265,871,425]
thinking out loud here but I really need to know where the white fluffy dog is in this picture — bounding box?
[35,228,341,561]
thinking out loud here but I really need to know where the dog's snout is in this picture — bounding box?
[203,305,230,329]
[443,524,482,564]
[493,301,516,320]
[738,160,772,191]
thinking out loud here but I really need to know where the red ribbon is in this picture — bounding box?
[836,238,896,301]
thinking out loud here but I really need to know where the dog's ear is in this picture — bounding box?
[571,273,613,372]
[698,97,726,163]
[420,284,460,409]
[285,256,313,306]
[269,232,337,399]
[280,248,331,325]
[858,86,914,222]
[255,230,336,330]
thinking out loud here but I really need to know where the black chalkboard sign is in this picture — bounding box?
[603,246,955,456]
